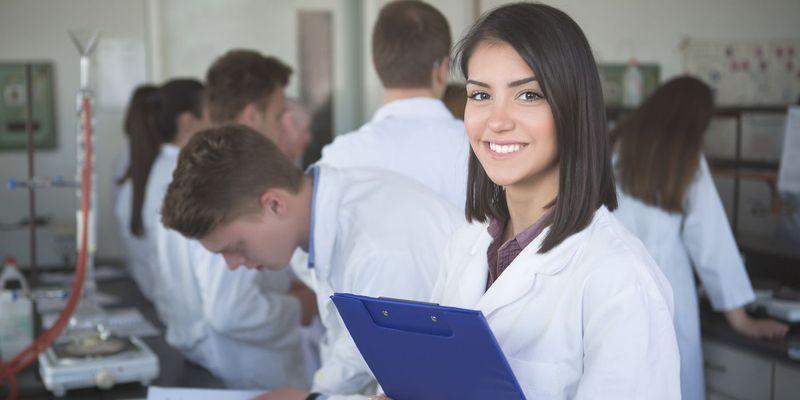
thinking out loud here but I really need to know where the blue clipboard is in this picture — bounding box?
[331,293,526,400]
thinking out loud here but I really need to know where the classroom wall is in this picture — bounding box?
[481,0,800,79]
[154,0,365,136]
[0,0,148,263]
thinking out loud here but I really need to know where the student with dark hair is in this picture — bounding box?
[425,3,680,399]
[159,125,463,400]
[205,49,291,140]
[319,0,469,209]
[612,76,788,400]
[113,81,204,301]
[144,55,311,390]
[114,84,157,300]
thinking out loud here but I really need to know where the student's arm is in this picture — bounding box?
[311,250,437,400]
[682,156,787,339]
[682,156,755,310]
[189,239,304,348]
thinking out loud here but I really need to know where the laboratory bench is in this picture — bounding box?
[701,238,800,400]
[701,303,800,400]
[11,264,224,399]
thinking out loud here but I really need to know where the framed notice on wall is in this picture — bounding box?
[0,62,57,151]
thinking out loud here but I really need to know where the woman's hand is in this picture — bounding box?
[725,307,789,340]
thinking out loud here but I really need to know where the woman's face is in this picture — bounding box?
[464,41,558,188]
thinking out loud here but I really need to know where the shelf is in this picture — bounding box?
[709,158,780,172]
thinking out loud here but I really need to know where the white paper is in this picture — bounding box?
[38,265,129,286]
[147,386,263,400]
[42,307,160,338]
[34,290,120,313]
[779,107,800,193]
[97,38,147,109]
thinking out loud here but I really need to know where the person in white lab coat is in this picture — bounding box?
[144,51,313,389]
[113,84,158,301]
[158,125,463,400]
[319,0,469,210]
[611,76,789,400]
[377,4,681,399]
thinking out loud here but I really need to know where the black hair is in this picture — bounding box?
[123,78,204,236]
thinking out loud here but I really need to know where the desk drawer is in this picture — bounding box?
[773,362,800,400]
[703,340,772,400]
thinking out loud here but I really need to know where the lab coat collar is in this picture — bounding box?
[305,164,340,282]
[371,97,454,122]
[161,143,180,158]
[462,209,600,318]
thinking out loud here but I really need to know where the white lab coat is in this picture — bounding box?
[291,165,464,400]
[144,144,308,389]
[614,155,756,400]
[112,148,158,302]
[319,97,470,209]
[432,206,681,400]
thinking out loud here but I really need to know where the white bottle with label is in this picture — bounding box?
[0,257,33,360]
[622,59,644,107]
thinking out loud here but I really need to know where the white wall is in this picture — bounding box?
[0,0,148,262]
[154,0,365,136]
[481,0,800,80]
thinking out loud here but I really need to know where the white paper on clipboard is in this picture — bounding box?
[778,106,800,194]
[146,386,262,400]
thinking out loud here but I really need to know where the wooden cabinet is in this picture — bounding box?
[703,340,800,400]
[773,362,800,400]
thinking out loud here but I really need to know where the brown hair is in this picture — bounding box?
[611,76,713,213]
[205,49,292,124]
[455,2,617,253]
[119,80,203,237]
[372,0,451,88]
[161,124,303,239]
[442,83,466,119]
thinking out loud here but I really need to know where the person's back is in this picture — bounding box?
[611,76,787,400]
[299,165,464,396]
[321,98,468,208]
[319,1,469,209]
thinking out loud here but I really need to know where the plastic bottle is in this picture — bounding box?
[0,256,33,360]
[622,58,644,107]
[0,256,29,292]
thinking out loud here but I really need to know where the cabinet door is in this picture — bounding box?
[773,362,800,400]
[703,340,773,400]
[708,390,743,400]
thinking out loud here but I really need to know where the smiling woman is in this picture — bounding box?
[427,3,682,399]
[455,4,615,253]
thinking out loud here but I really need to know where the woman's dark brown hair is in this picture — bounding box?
[611,76,714,213]
[455,2,617,253]
[120,79,204,237]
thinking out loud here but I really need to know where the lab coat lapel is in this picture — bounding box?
[477,225,585,318]
[309,165,341,285]
[457,227,493,306]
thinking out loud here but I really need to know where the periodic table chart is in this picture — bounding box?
[682,38,800,105]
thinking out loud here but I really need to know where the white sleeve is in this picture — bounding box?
[575,263,680,400]
[312,250,436,398]
[681,156,755,311]
[189,239,303,349]
[430,234,455,304]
